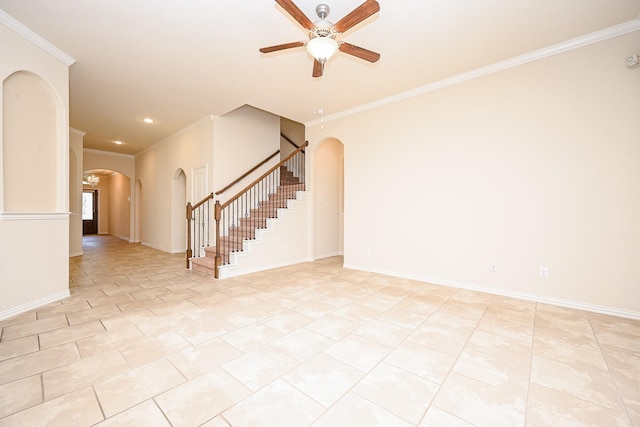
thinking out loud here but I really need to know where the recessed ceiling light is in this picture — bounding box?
[113,140,124,145]
[142,117,154,124]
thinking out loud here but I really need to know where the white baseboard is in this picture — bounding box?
[0,291,71,321]
[141,241,171,253]
[314,252,342,260]
[343,263,640,320]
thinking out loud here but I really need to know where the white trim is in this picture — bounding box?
[70,127,86,136]
[141,241,171,253]
[306,19,640,127]
[1,212,69,221]
[343,263,640,320]
[83,148,134,159]
[0,10,75,66]
[0,291,70,321]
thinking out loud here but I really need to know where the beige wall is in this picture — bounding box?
[307,31,640,317]
[84,148,135,241]
[135,116,214,253]
[213,105,281,203]
[108,172,130,240]
[0,18,72,318]
[69,128,84,256]
[313,138,344,258]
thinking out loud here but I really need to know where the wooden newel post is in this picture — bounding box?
[185,202,193,268]
[214,200,222,279]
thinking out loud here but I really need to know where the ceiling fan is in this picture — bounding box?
[260,0,380,77]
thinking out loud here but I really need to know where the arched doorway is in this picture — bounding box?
[172,169,187,253]
[135,180,143,243]
[313,138,344,259]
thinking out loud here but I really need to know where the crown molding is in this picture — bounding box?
[0,9,75,66]
[306,19,640,127]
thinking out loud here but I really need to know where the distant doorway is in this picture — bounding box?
[82,190,98,234]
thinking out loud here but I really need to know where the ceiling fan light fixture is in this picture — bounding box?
[307,36,338,63]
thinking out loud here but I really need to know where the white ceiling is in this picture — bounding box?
[1,1,639,155]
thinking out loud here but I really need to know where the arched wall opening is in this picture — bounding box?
[135,179,143,243]
[172,169,187,253]
[81,169,131,240]
[313,137,344,259]
[2,71,58,212]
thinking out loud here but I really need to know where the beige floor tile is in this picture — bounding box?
[294,300,339,319]
[43,351,129,400]
[1,315,68,341]
[466,329,531,359]
[0,311,37,329]
[259,310,315,333]
[119,331,191,368]
[353,362,439,424]
[323,334,391,372]
[476,310,534,344]
[353,319,412,347]
[35,301,91,319]
[283,353,364,407]
[200,415,231,426]
[76,324,145,358]
[453,347,531,395]
[223,379,324,426]
[432,372,526,427]
[534,309,599,350]
[66,304,123,326]
[95,400,171,426]
[384,339,456,384]
[94,358,185,418]
[306,314,362,340]
[269,328,335,361]
[3,236,638,426]
[312,392,412,427]
[419,406,475,427]
[155,368,251,427]
[0,335,38,362]
[0,375,42,418]
[376,306,430,329]
[176,315,236,346]
[331,304,380,324]
[222,346,298,391]
[0,387,103,427]
[530,354,625,411]
[168,338,242,379]
[0,342,80,386]
[39,320,105,349]
[220,322,282,353]
[407,318,472,356]
[98,309,157,331]
[527,383,632,426]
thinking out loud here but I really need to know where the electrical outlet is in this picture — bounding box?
[490,263,497,272]
[539,267,549,279]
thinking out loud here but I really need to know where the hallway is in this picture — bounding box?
[0,235,638,426]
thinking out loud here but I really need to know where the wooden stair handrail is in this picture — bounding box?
[220,142,308,210]
[215,150,281,195]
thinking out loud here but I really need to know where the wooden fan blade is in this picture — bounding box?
[334,0,380,33]
[275,0,314,30]
[260,41,305,53]
[312,59,323,78]
[339,42,380,63]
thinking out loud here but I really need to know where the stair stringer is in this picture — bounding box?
[217,190,312,279]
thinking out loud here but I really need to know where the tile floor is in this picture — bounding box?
[0,235,638,426]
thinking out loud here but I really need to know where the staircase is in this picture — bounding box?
[190,166,305,277]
